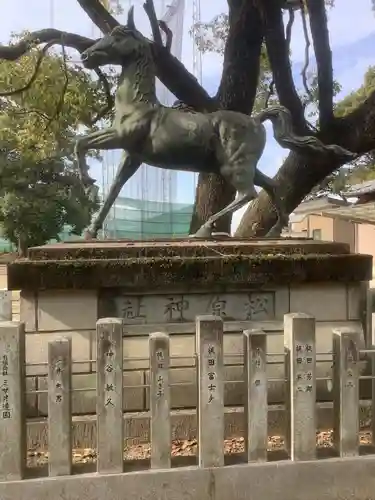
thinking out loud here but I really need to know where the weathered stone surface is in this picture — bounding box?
[289,284,347,321]
[347,284,363,321]
[19,291,36,332]
[0,321,26,481]
[25,377,38,417]
[23,400,374,451]
[21,319,367,418]
[196,315,224,468]
[149,332,171,469]
[7,239,372,291]
[27,238,351,260]
[47,337,72,477]
[333,328,360,457]
[98,287,289,326]
[92,334,196,371]
[96,318,124,474]
[145,365,246,410]
[243,329,267,462]
[37,290,97,331]
[99,291,276,324]
[0,290,12,321]
[4,452,375,500]
[25,330,93,376]
[284,313,317,461]
[38,371,144,415]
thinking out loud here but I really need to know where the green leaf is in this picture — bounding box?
[0,34,107,250]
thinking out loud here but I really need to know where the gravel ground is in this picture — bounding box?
[26,430,373,467]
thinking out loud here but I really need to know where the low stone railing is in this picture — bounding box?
[0,313,374,483]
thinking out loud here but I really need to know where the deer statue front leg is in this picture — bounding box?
[86,152,141,238]
[74,127,140,239]
[74,127,123,186]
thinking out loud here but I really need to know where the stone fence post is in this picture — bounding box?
[243,329,268,462]
[333,328,359,457]
[196,315,224,468]
[0,321,26,481]
[96,318,124,474]
[149,331,171,469]
[284,313,316,461]
[48,337,72,476]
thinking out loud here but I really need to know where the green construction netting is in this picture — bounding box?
[0,238,13,252]
[103,196,194,239]
[0,196,194,249]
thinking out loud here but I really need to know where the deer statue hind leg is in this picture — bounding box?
[191,158,258,238]
[191,118,264,238]
[191,164,288,239]
[191,189,256,238]
[254,169,289,238]
[194,116,289,239]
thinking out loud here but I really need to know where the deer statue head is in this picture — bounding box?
[81,7,151,69]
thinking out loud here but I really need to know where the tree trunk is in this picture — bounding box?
[260,0,307,133]
[189,174,236,234]
[235,93,375,237]
[235,151,341,236]
[17,236,28,257]
[189,0,263,234]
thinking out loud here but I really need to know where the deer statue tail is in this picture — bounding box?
[254,105,357,161]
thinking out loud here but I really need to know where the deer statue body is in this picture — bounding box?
[75,7,356,238]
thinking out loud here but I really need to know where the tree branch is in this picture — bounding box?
[0,30,94,60]
[305,0,334,128]
[0,32,113,126]
[76,0,119,34]
[235,150,342,237]
[260,1,307,133]
[0,39,60,96]
[141,0,213,110]
[42,37,69,132]
[76,0,214,111]
[90,68,115,124]
[152,44,215,111]
[235,88,375,237]
[336,89,375,154]
[158,21,172,52]
[143,0,163,46]
[216,0,263,113]
[299,3,313,102]
[152,51,215,113]
[264,6,294,109]
[0,27,214,114]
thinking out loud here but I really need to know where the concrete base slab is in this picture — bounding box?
[3,454,375,500]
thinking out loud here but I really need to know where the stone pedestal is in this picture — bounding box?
[6,238,373,420]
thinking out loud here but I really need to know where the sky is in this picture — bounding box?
[1,0,375,230]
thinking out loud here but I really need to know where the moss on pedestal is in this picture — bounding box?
[7,242,373,291]
[27,238,350,261]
